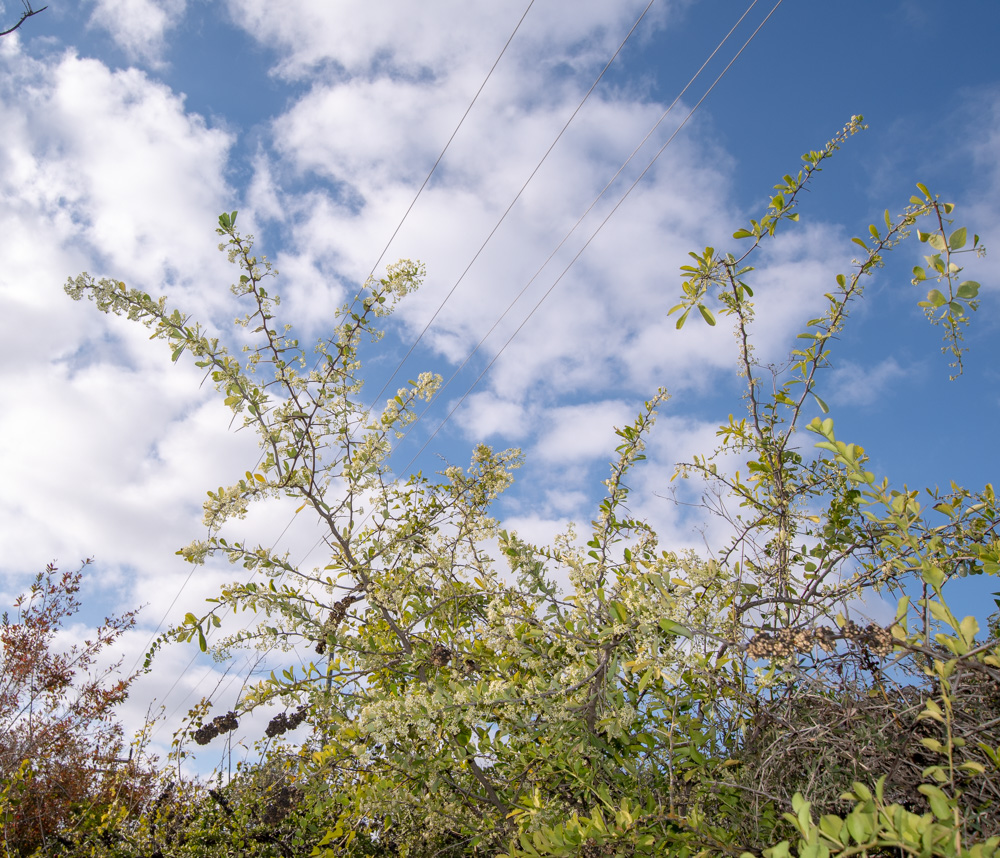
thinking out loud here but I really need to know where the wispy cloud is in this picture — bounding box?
[86,0,187,67]
[825,357,909,408]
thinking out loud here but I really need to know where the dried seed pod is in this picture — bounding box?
[193,711,239,744]
[429,643,452,667]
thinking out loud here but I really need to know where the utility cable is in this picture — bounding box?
[233,0,666,581]
[389,0,785,481]
[348,0,539,306]
[361,0,660,417]
[286,0,781,571]
[132,2,539,689]
[381,0,763,471]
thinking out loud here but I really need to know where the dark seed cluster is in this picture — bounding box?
[265,705,308,738]
[840,619,894,656]
[315,596,353,655]
[429,643,453,667]
[747,621,894,660]
[193,710,239,745]
[262,784,302,826]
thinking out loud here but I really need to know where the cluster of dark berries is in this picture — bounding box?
[262,784,302,826]
[315,596,353,655]
[840,619,894,656]
[429,643,453,667]
[265,705,308,738]
[193,710,239,745]
[747,627,835,659]
[208,788,233,817]
[746,621,894,660]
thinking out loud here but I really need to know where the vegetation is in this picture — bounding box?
[0,562,154,856]
[2,116,995,856]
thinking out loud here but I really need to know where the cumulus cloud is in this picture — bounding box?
[87,0,187,67]
[225,0,675,82]
[533,400,635,465]
[0,41,239,656]
[825,357,909,408]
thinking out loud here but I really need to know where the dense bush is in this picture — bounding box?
[0,562,154,856]
[36,117,1000,857]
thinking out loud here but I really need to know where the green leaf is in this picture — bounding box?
[917,784,952,821]
[812,393,829,414]
[959,615,979,643]
[849,782,872,801]
[948,226,967,250]
[658,618,692,638]
[675,308,691,330]
[819,814,844,842]
[637,667,655,694]
[925,289,947,308]
[927,232,947,252]
[733,228,753,239]
[846,810,872,844]
[198,628,208,652]
[956,280,980,299]
[697,304,716,326]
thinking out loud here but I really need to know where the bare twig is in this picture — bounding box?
[0,2,48,38]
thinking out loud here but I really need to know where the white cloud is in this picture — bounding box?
[455,391,529,440]
[226,0,676,82]
[826,357,908,408]
[533,400,635,465]
[87,0,187,67]
[961,87,1000,297]
[0,42,246,739]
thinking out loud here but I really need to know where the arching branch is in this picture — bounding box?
[0,2,48,38]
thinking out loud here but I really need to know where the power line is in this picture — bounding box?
[289,0,781,571]
[134,2,539,702]
[247,0,666,581]
[350,0,539,303]
[361,0,660,418]
[390,0,786,480]
[380,0,765,472]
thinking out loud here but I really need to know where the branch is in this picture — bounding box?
[0,3,47,37]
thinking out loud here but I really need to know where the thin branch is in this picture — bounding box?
[0,3,48,38]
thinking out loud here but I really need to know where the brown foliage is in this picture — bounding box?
[0,561,154,856]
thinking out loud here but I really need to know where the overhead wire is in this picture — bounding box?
[360,0,660,417]
[390,0,786,479]
[251,0,666,578]
[150,0,784,727]
[288,0,782,570]
[382,0,764,470]
[134,0,538,722]
[347,0,539,307]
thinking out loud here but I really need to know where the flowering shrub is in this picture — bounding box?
[62,118,998,858]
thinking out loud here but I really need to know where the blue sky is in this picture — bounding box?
[1,0,997,764]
